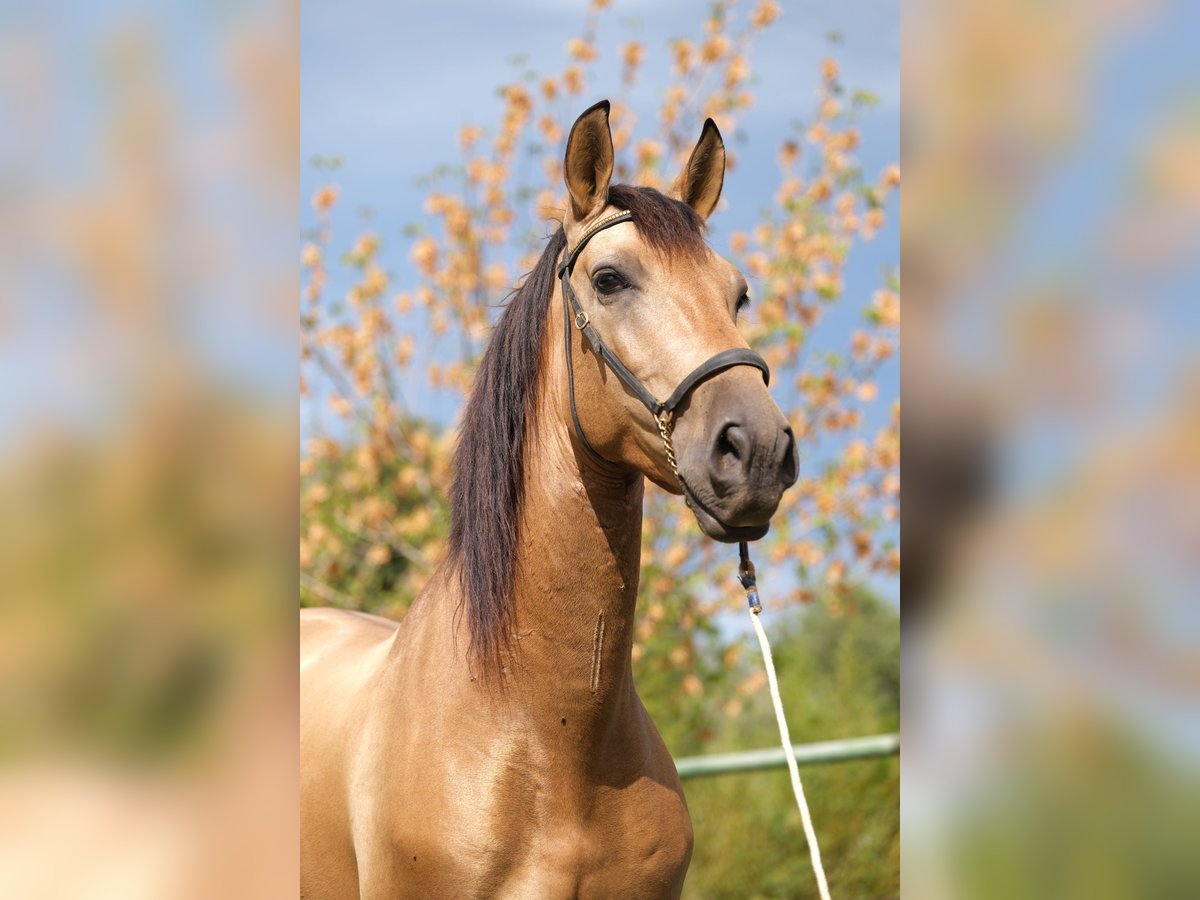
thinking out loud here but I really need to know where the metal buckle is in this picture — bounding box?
[574,311,589,330]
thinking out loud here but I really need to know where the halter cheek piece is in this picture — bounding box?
[558,210,770,491]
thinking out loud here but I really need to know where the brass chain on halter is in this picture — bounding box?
[655,411,680,479]
[656,410,697,514]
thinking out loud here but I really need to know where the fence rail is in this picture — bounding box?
[674,732,899,780]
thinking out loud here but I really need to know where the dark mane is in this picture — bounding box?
[448,186,706,672]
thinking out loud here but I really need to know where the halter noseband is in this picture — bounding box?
[558,209,770,479]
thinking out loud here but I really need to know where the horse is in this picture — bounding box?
[300,100,797,899]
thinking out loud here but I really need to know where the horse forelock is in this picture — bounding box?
[607,184,708,263]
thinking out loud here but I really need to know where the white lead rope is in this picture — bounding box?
[749,607,832,900]
[738,543,832,900]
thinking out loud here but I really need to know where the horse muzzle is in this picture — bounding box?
[675,376,798,543]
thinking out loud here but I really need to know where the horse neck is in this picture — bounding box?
[504,285,646,741]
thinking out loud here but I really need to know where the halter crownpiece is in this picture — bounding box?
[558,209,770,473]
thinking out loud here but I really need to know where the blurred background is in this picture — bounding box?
[0,1,297,897]
[904,0,1200,896]
[300,0,899,897]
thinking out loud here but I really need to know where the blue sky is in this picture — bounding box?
[301,0,899,186]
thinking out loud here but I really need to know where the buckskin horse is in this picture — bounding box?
[300,101,797,899]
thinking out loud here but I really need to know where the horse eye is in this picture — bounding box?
[735,293,751,318]
[592,270,626,295]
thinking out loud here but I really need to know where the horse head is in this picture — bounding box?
[559,100,798,542]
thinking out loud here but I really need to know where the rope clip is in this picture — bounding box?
[737,541,762,614]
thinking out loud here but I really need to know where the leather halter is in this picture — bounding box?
[558,209,770,471]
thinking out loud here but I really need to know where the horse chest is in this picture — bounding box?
[360,734,693,899]
[445,779,693,899]
[567,785,694,899]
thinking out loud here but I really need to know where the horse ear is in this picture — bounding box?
[670,118,726,220]
[563,100,614,222]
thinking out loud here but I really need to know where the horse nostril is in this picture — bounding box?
[778,424,798,486]
[717,425,742,462]
[710,423,750,485]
